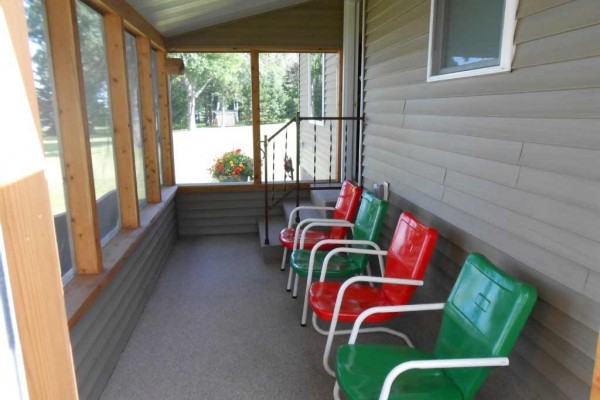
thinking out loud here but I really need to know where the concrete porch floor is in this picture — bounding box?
[99,234,539,400]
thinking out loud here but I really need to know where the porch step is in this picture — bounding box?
[258,187,343,263]
[282,199,323,224]
[310,188,342,219]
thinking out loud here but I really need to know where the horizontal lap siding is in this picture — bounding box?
[176,189,311,236]
[362,0,600,398]
[70,199,177,400]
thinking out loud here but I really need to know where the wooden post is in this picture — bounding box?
[104,13,140,229]
[0,1,79,398]
[251,50,261,183]
[136,35,161,203]
[157,50,175,186]
[46,0,102,274]
[592,332,600,399]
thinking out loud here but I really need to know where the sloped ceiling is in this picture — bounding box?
[126,0,312,37]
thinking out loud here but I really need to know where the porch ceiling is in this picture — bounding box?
[126,0,311,37]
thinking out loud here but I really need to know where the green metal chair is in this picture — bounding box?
[289,191,388,326]
[334,253,537,400]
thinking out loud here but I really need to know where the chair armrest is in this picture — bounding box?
[306,241,384,284]
[316,244,387,281]
[378,357,509,400]
[329,275,423,327]
[287,206,336,227]
[294,220,354,250]
[349,303,446,344]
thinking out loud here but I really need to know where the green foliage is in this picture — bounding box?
[170,52,300,130]
[76,1,112,137]
[24,0,57,138]
[209,149,254,182]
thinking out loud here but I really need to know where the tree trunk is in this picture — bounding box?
[187,93,196,131]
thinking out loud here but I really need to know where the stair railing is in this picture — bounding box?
[262,113,363,245]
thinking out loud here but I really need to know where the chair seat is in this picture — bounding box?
[279,228,339,250]
[310,282,398,323]
[290,250,362,278]
[337,344,464,400]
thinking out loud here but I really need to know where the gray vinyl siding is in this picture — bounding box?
[176,188,310,236]
[361,0,600,398]
[70,199,177,400]
[299,53,341,181]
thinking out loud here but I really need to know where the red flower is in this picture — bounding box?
[235,149,241,153]
[217,164,225,171]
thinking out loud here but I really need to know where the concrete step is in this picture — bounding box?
[282,199,324,225]
[310,188,342,219]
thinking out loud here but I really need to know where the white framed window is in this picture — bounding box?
[308,53,324,125]
[427,0,519,82]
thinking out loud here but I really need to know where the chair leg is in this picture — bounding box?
[301,274,313,326]
[292,273,299,298]
[286,267,294,292]
[334,382,342,400]
[280,248,288,271]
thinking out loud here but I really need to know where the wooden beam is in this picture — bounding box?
[0,1,78,397]
[157,50,175,186]
[251,50,261,183]
[592,332,600,399]
[83,0,165,50]
[105,14,140,229]
[136,35,161,203]
[165,58,185,75]
[46,0,103,274]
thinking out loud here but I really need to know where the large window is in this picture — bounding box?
[125,32,147,208]
[308,53,324,120]
[24,0,76,280]
[170,53,253,184]
[427,0,518,81]
[76,1,121,245]
[259,53,300,182]
[150,49,164,186]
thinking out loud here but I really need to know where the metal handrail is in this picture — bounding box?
[262,113,364,245]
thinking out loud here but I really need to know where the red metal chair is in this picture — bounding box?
[308,212,438,376]
[279,180,363,292]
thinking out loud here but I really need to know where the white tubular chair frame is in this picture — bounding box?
[280,206,335,271]
[299,241,385,326]
[320,276,424,377]
[333,357,509,400]
[286,220,355,294]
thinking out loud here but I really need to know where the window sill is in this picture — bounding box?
[64,186,178,330]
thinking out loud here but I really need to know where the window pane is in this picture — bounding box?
[24,0,75,279]
[309,53,324,118]
[259,53,299,182]
[76,1,121,245]
[151,49,163,186]
[125,33,147,208]
[440,0,504,72]
[170,53,253,184]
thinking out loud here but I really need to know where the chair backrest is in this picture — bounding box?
[330,180,363,240]
[382,212,438,304]
[347,192,388,268]
[434,253,537,399]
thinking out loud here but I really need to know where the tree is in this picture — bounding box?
[24,0,57,137]
[170,53,249,131]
